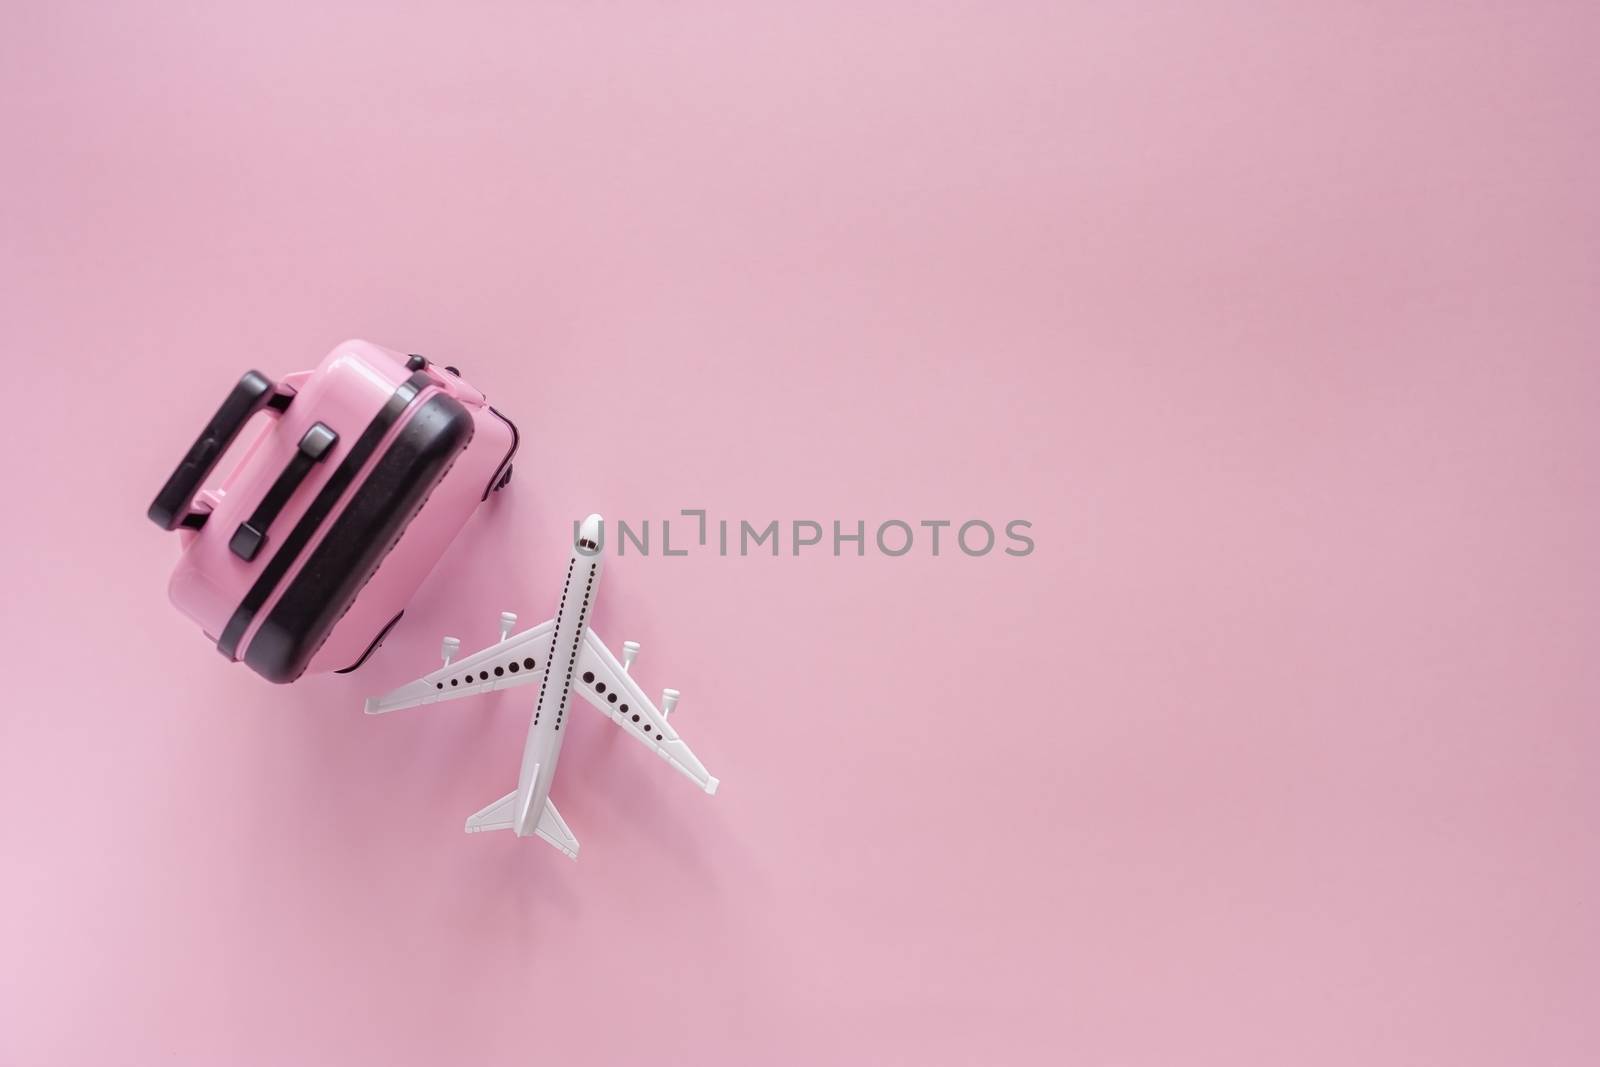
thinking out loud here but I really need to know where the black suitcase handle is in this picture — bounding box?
[147,370,295,531]
[227,421,338,560]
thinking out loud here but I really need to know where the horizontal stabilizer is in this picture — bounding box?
[463,784,579,860]
[464,790,517,833]
[534,798,580,859]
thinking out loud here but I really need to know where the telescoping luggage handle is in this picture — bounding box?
[147,370,296,532]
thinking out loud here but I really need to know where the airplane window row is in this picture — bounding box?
[435,657,538,689]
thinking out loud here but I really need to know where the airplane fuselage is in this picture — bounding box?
[510,516,605,835]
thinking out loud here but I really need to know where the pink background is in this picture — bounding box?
[3,3,1598,1064]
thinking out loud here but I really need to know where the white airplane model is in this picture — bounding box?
[365,513,719,859]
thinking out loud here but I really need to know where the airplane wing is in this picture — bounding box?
[364,619,557,714]
[463,790,517,832]
[573,630,720,794]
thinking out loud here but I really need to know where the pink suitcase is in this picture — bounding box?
[148,339,518,683]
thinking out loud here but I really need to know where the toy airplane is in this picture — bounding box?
[365,514,719,858]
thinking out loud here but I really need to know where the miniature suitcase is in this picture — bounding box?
[148,339,519,683]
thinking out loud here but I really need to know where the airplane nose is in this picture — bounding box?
[576,513,603,551]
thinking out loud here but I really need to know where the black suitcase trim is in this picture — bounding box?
[481,405,519,499]
[215,370,438,670]
[333,610,405,675]
[241,393,473,682]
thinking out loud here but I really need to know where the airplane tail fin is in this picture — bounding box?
[463,778,579,860]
